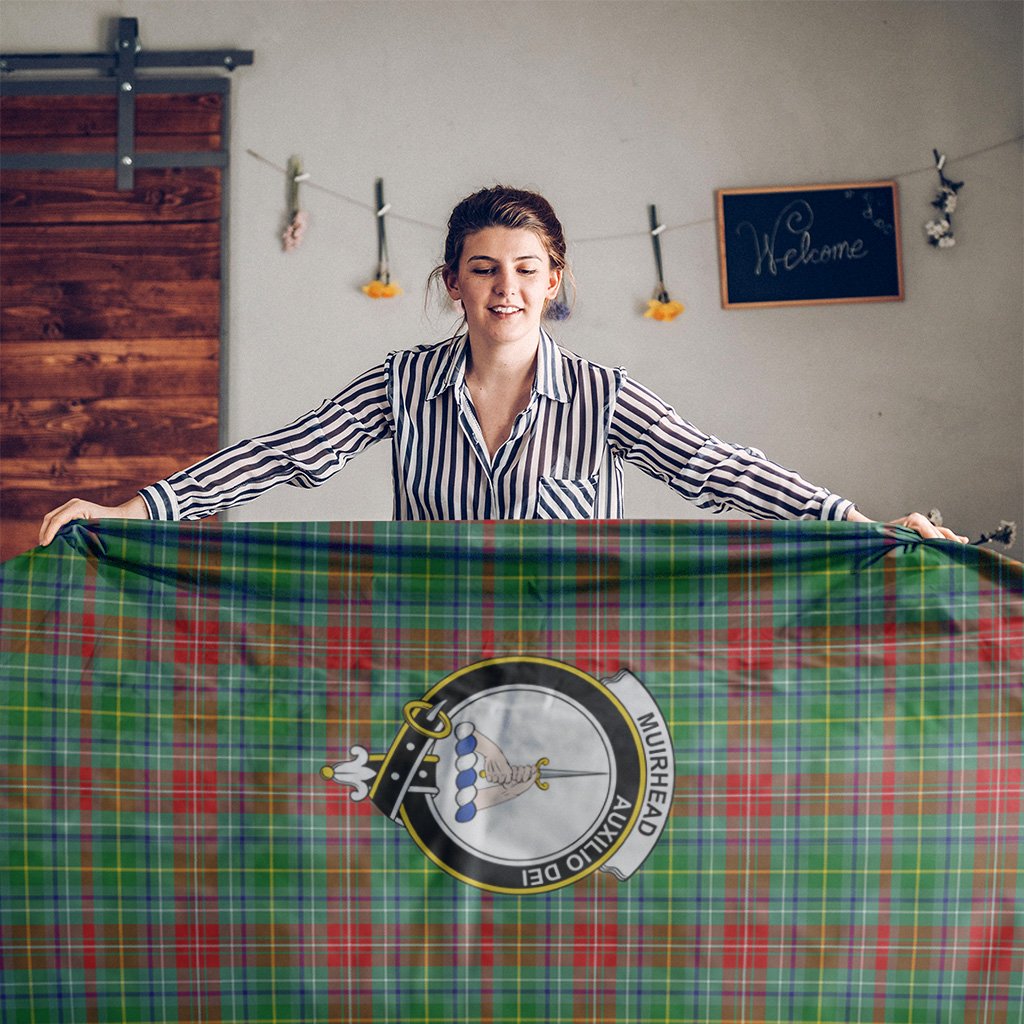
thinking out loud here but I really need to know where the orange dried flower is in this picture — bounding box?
[361,279,403,299]
[644,299,685,322]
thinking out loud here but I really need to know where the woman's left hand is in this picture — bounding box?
[847,508,969,543]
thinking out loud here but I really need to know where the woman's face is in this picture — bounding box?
[445,227,561,349]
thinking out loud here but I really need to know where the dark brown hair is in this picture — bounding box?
[428,185,573,319]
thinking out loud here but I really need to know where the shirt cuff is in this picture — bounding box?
[820,493,856,521]
[138,481,180,521]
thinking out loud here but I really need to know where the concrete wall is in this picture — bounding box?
[4,0,1022,555]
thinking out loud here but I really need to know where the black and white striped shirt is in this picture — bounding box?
[139,331,854,522]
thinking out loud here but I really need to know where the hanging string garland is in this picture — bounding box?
[250,132,1021,305]
[924,149,964,249]
[361,178,402,299]
[644,205,685,323]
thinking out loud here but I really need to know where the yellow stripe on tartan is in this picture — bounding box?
[21,552,37,1024]
[815,546,834,1023]
[665,525,677,1024]
[6,703,1017,728]
[517,895,524,1024]
[269,522,280,1024]
[908,560,927,1020]
[15,862,1015,876]
[422,528,434,1022]
[116,534,129,1023]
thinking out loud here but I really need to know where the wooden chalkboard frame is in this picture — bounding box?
[716,181,904,309]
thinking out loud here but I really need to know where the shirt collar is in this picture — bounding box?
[426,334,470,399]
[426,329,569,403]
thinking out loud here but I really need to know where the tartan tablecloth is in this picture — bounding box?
[1,519,1021,1024]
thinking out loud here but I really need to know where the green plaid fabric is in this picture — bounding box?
[1,519,1021,1023]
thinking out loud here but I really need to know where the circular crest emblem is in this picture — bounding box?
[322,657,673,894]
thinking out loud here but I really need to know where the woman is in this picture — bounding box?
[39,186,966,545]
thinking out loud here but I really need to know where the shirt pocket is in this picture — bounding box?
[534,475,600,519]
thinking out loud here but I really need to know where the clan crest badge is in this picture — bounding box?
[321,657,673,894]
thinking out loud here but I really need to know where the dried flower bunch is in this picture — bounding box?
[546,277,572,322]
[282,156,309,253]
[644,204,685,322]
[363,178,402,299]
[924,150,963,249]
[931,510,1016,548]
[974,521,1017,548]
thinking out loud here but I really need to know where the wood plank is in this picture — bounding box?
[1,397,219,459]
[1,455,205,521]
[1,223,220,284]
[0,94,223,137]
[0,134,223,155]
[1,279,219,340]
[1,339,219,398]
[1,519,47,563]
[1,169,222,224]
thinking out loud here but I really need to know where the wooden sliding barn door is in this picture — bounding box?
[0,22,250,561]
[0,95,222,561]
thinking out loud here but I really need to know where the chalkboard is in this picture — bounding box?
[716,181,904,309]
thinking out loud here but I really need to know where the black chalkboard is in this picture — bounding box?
[716,182,904,308]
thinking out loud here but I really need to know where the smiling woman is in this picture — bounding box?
[38,185,967,545]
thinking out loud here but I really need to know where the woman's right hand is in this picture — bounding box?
[39,494,149,548]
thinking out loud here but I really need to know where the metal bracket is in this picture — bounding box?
[1,16,254,190]
[116,18,140,189]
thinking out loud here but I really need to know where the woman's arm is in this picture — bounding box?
[38,360,394,545]
[609,375,854,520]
[609,376,968,542]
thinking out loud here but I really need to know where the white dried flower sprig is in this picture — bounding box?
[925,150,963,249]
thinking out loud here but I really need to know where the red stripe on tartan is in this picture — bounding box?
[874,923,890,972]
[722,923,770,970]
[968,921,1018,974]
[479,917,494,968]
[479,628,495,658]
[325,624,376,672]
[726,772,774,817]
[80,611,97,661]
[172,770,219,816]
[174,617,220,666]
[976,613,1024,664]
[77,763,93,813]
[880,769,897,817]
[323,784,374,817]
[572,920,619,969]
[175,921,220,971]
[327,922,374,968]
[974,766,1022,815]
[883,619,898,667]
[81,921,96,972]
[727,627,775,674]
[573,628,621,678]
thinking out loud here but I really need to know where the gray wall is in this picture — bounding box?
[4,0,1022,556]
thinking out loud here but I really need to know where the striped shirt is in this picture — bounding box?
[139,331,854,522]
